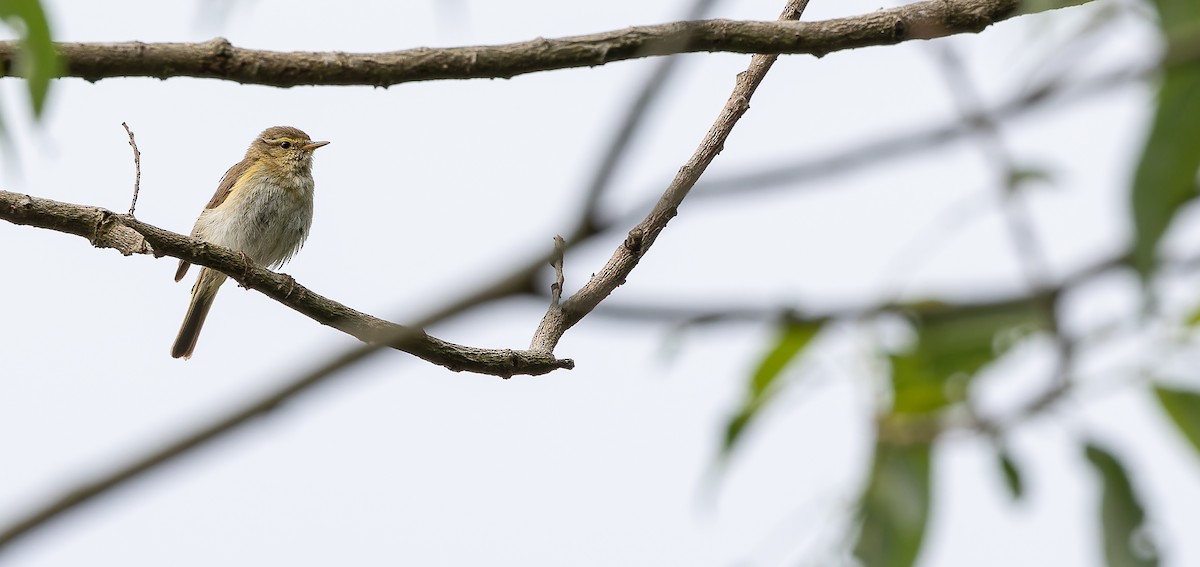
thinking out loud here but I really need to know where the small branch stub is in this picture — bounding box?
[550,235,566,307]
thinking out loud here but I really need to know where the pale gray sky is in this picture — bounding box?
[3,1,1198,566]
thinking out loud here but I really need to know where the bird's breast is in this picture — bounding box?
[194,173,314,268]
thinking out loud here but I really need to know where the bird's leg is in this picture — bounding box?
[280,274,298,299]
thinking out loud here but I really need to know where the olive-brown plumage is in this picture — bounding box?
[172,126,328,359]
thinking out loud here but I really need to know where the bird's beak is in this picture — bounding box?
[300,141,330,151]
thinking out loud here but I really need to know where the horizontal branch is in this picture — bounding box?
[0,190,573,377]
[581,249,1125,327]
[0,0,1032,87]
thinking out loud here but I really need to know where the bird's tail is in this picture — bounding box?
[172,268,227,359]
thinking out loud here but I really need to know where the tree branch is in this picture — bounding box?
[0,1,727,544]
[0,339,380,550]
[529,0,811,352]
[0,0,1039,88]
[630,53,1154,209]
[580,250,1126,327]
[0,190,573,377]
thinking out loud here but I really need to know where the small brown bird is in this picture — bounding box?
[172,126,329,359]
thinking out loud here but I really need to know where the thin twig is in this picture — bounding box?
[121,122,141,216]
[528,0,812,353]
[0,0,1041,88]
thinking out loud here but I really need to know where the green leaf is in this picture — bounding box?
[1085,444,1159,567]
[722,409,752,453]
[750,321,821,397]
[890,301,1041,414]
[1016,0,1096,15]
[854,441,932,567]
[721,320,822,454]
[1151,0,1200,32]
[1006,165,1054,189]
[998,448,1024,501]
[1130,0,1200,276]
[1153,386,1200,457]
[0,0,60,116]
[1185,303,1200,327]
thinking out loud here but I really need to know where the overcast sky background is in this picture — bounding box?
[3,0,1199,565]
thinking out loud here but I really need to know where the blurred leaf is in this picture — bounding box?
[854,441,932,567]
[890,301,1042,414]
[1016,0,1097,15]
[1152,0,1200,32]
[1186,303,1200,327]
[722,409,752,454]
[998,448,1025,501]
[0,0,59,117]
[1130,0,1200,277]
[1153,385,1200,456]
[750,321,821,397]
[721,320,822,454]
[1006,165,1054,189]
[1085,444,1159,567]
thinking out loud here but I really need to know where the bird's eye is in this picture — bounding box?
[280,141,292,149]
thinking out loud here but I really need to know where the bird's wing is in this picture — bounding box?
[175,158,256,282]
[205,157,255,210]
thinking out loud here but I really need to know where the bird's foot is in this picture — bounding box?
[280,274,298,299]
[237,251,255,289]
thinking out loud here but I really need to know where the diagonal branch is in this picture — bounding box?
[0,190,573,377]
[529,0,811,353]
[0,0,1050,88]
[0,339,381,550]
[573,0,725,234]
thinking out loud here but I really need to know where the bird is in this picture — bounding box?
[172,126,329,359]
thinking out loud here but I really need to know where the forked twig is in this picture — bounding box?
[528,0,812,353]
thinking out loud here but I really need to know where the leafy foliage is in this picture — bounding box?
[1085,444,1158,567]
[1016,0,1098,15]
[1153,386,1200,457]
[997,447,1025,501]
[850,300,1041,563]
[722,320,822,454]
[890,300,1042,414]
[854,441,932,567]
[1129,0,1200,276]
[0,0,59,117]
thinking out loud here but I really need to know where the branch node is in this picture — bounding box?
[623,228,645,255]
[94,210,115,248]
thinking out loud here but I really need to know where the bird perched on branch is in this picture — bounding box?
[172,126,329,359]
